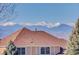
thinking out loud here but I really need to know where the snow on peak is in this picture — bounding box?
[0,21,73,28]
[0,22,16,26]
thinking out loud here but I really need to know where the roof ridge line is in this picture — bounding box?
[13,28,24,42]
[13,27,31,42]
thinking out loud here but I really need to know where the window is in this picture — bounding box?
[46,47,50,54]
[41,47,45,54]
[40,47,50,54]
[15,48,25,55]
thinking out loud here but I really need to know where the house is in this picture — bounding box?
[0,27,67,55]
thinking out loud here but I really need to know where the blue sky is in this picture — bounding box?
[12,3,79,24]
[1,3,79,39]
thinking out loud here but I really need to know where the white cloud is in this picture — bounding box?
[20,21,61,28]
[48,22,61,28]
[66,23,74,27]
[20,22,74,28]
[0,21,73,28]
[19,21,47,26]
[35,21,46,26]
[0,22,16,26]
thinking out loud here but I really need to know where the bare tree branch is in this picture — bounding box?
[0,3,16,22]
[0,3,16,38]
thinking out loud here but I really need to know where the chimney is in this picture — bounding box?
[35,28,37,31]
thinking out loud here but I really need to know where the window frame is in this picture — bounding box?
[40,47,50,55]
[16,47,26,55]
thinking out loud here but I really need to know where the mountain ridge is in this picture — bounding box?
[0,23,73,39]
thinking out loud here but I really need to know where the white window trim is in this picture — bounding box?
[48,47,51,55]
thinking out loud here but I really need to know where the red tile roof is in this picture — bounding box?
[0,27,67,48]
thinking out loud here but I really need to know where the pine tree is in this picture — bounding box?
[4,41,17,55]
[65,18,79,55]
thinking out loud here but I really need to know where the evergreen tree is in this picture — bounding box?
[65,18,79,55]
[4,41,17,55]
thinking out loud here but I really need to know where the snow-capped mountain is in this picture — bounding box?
[0,22,73,39]
[26,24,72,39]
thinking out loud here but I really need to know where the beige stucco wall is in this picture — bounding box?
[0,46,60,55]
[25,47,38,55]
[50,46,60,55]
[25,46,60,55]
